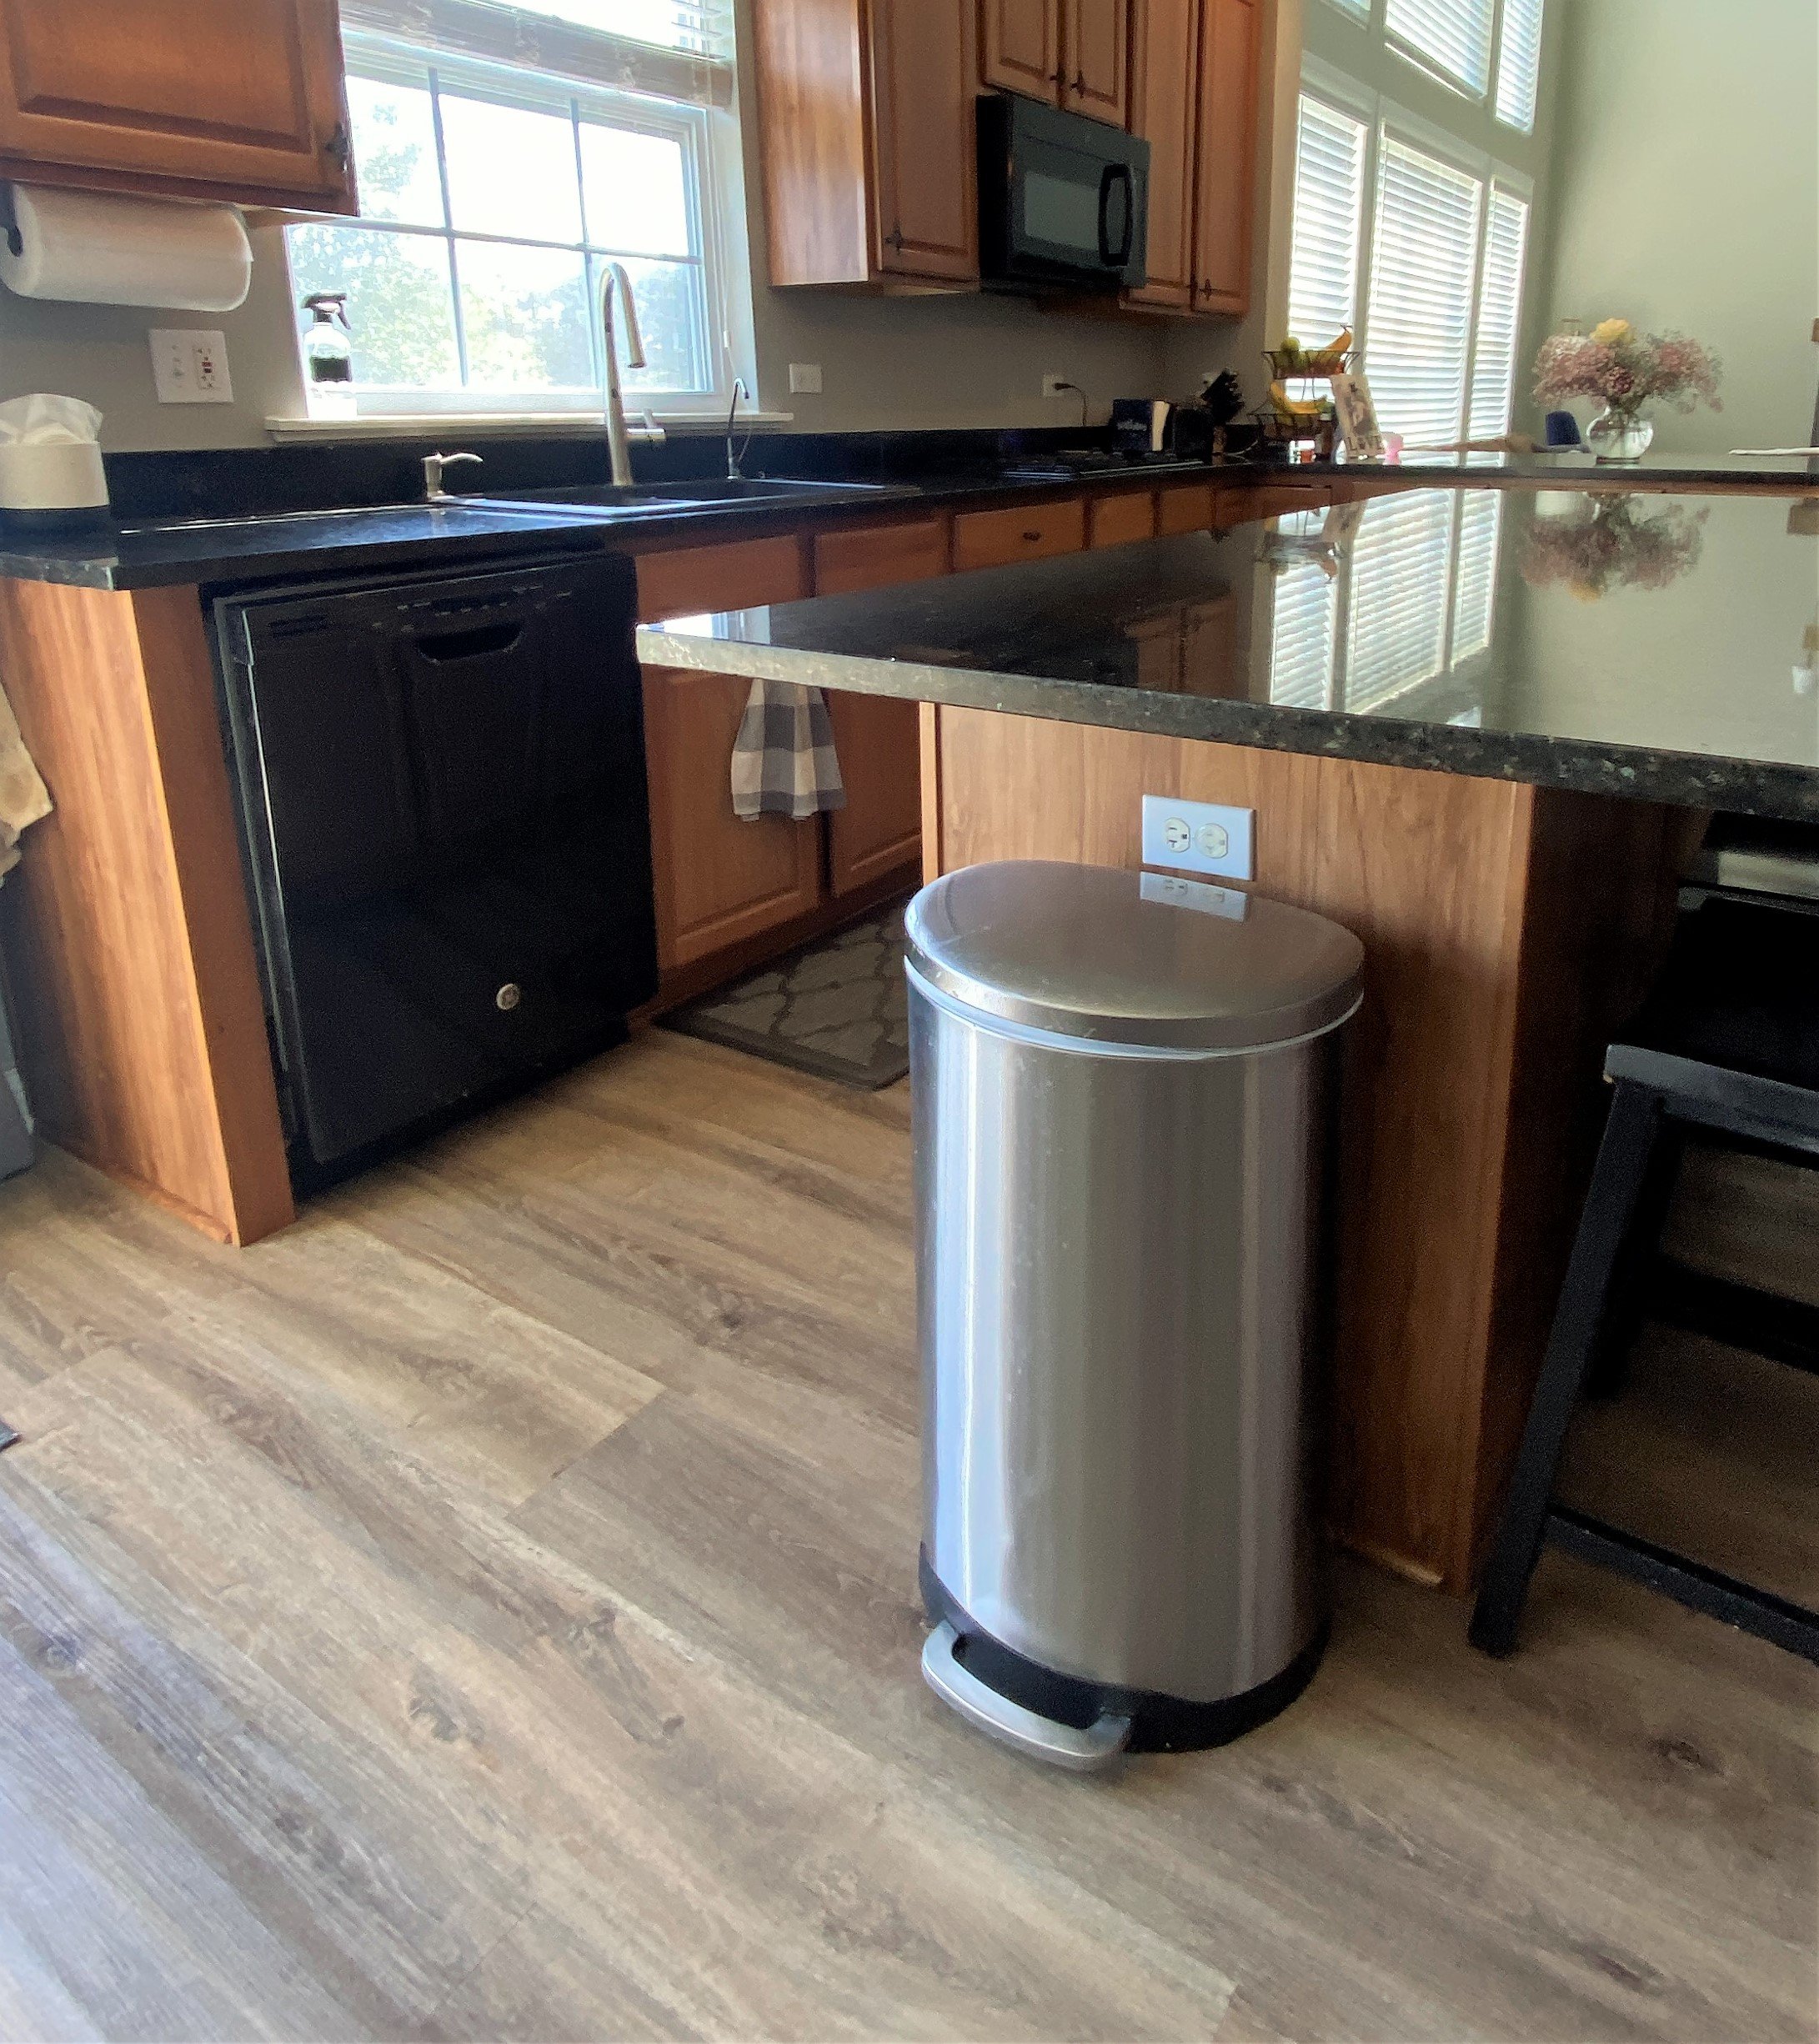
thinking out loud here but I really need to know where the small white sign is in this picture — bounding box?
[1140,870,1249,919]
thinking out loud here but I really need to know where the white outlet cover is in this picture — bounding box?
[150,328,233,403]
[788,361,822,393]
[1140,794,1255,880]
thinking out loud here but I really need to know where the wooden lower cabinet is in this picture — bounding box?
[1157,480,1215,533]
[1087,488,1157,549]
[953,496,1087,570]
[640,666,824,973]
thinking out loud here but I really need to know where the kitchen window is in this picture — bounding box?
[1285,81,1531,450]
[285,0,744,417]
[1326,0,1544,132]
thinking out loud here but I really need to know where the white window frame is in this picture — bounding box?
[284,28,746,418]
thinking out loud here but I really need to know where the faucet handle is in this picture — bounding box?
[423,449,483,500]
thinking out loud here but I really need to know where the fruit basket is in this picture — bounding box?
[1265,338,1356,381]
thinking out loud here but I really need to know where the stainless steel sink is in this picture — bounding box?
[467,477,912,519]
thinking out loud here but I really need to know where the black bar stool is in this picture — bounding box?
[1471,891,1819,1664]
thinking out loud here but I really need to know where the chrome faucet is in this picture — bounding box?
[599,260,665,487]
[725,377,752,481]
[423,449,481,500]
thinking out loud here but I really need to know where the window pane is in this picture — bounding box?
[1468,188,1529,440]
[458,241,595,389]
[597,255,709,393]
[579,122,692,256]
[1385,0,1495,93]
[346,75,444,227]
[288,223,461,389]
[1286,93,1367,349]
[438,93,584,243]
[1344,491,1456,708]
[1364,136,1481,447]
[1495,0,1544,130]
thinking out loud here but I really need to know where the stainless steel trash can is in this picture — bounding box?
[908,861,1364,1767]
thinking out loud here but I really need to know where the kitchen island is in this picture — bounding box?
[640,482,1819,1591]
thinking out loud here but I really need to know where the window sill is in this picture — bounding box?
[264,409,795,443]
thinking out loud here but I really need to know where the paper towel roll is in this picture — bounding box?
[0,183,251,311]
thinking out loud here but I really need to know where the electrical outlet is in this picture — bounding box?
[150,329,233,403]
[1140,794,1255,881]
[1040,373,1071,399]
[788,361,823,394]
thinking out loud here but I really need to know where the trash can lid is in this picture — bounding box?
[905,861,1364,1052]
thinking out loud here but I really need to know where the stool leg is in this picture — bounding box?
[1585,1123,1685,1400]
[1471,1081,1664,1656]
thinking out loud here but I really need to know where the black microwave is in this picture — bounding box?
[978,93,1150,293]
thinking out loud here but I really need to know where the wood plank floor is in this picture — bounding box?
[0,1030,1813,2042]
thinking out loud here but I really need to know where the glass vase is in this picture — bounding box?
[1586,408,1654,463]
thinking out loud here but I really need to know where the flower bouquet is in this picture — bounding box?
[1521,493,1709,600]
[1532,318,1722,462]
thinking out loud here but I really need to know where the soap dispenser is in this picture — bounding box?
[301,291,355,419]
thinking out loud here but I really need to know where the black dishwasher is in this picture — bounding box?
[215,551,655,1185]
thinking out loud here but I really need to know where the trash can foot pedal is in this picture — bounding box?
[921,1621,1133,1771]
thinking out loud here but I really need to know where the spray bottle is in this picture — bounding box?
[301,292,355,419]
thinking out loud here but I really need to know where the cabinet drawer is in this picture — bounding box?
[1215,481,1334,529]
[1156,482,1215,534]
[635,535,810,623]
[1087,489,1158,549]
[814,517,950,593]
[952,497,1087,571]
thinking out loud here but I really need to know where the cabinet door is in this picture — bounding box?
[814,518,948,895]
[0,0,354,210]
[1190,0,1259,315]
[952,497,1087,571]
[869,0,979,282]
[1062,0,1130,124]
[641,669,824,971]
[1156,481,1215,532]
[980,0,1060,98]
[1125,0,1198,309]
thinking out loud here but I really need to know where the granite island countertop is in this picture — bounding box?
[639,483,1819,823]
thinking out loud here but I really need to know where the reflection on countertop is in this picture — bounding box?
[639,486,1819,822]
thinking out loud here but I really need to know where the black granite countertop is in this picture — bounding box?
[0,428,1807,593]
[639,485,1819,823]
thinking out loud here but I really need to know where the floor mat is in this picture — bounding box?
[659,902,912,1090]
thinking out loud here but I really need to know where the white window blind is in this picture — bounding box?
[1468,184,1528,440]
[1450,489,1501,656]
[1494,0,1544,131]
[1384,0,1495,95]
[1285,94,1368,348]
[1343,490,1457,709]
[1362,135,1481,447]
[1270,559,1340,709]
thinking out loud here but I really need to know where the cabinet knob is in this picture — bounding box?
[885,224,905,252]
[323,121,351,169]
[1071,69,1086,94]
[1021,529,1042,542]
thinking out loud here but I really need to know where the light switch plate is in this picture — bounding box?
[1140,794,1255,880]
[788,361,822,394]
[150,328,233,403]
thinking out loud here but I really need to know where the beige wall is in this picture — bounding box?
[1537,0,1819,453]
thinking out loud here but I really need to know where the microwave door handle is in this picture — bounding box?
[1098,163,1134,268]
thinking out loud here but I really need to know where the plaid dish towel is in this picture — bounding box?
[730,679,847,821]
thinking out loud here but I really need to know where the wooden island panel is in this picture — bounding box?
[925,704,1681,1591]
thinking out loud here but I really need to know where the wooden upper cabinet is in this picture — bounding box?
[753,0,977,288]
[869,0,978,282]
[0,0,355,210]
[1062,0,1129,125]
[1190,0,1259,316]
[980,0,1060,98]
[1125,0,1198,308]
